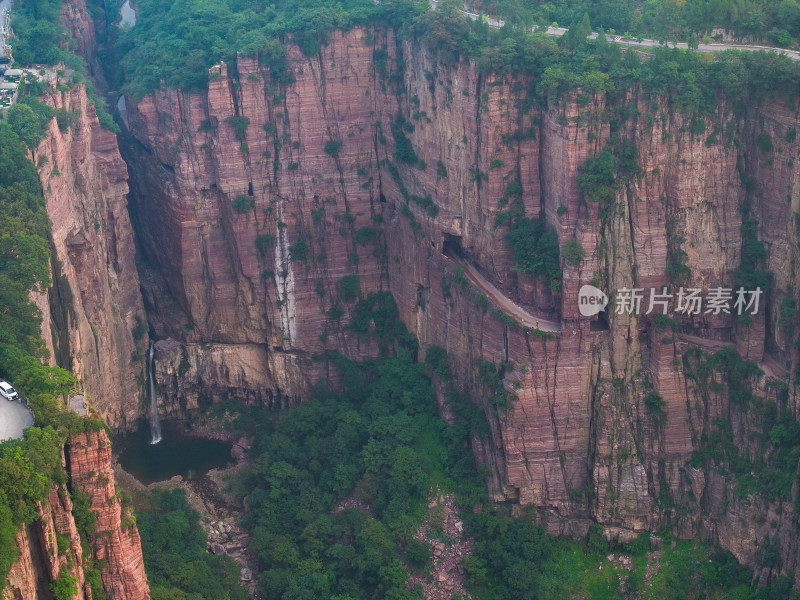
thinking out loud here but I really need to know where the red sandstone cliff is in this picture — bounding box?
[119,27,800,581]
[3,431,149,599]
[3,487,88,600]
[32,83,147,428]
[68,430,149,600]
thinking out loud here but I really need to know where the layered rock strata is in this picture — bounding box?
[4,430,149,599]
[34,84,147,428]
[116,27,800,581]
[3,488,87,600]
[68,430,150,600]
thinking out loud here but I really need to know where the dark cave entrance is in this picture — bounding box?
[442,233,464,258]
[590,310,610,331]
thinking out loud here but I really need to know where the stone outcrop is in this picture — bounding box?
[4,430,149,599]
[121,33,393,414]
[60,0,97,78]
[114,26,800,582]
[34,84,147,429]
[3,488,88,600]
[68,429,150,600]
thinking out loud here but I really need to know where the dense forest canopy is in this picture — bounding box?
[113,0,800,111]
[137,489,249,600]
[481,0,800,46]
[114,0,424,96]
[167,301,799,600]
[10,0,118,129]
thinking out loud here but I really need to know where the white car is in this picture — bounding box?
[0,381,18,401]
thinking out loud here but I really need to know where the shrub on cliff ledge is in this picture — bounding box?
[577,147,618,204]
[225,116,250,142]
[50,570,78,600]
[506,217,561,282]
[232,194,255,213]
[736,218,771,290]
[324,139,343,156]
[338,274,360,302]
[561,238,584,267]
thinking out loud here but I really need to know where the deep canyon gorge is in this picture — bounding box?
[4,0,800,596]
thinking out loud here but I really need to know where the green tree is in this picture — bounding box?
[7,104,48,151]
[563,13,592,51]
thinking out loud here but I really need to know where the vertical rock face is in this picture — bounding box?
[122,30,397,413]
[68,430,150,600]
[120,27,800,580]
[60,0,97,76]
[35,85,147,428]
[3,488,88,600]
[4,430,150,600]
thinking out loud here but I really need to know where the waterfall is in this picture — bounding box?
[148,341,162,444]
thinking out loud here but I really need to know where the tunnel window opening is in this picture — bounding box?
[590,310,610,331]
[442,233,464,258]
[416,284,430,310]
[248,182,254,196]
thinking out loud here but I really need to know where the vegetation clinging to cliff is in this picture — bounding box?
[116,0,425,98]
[10,0,118,130]
[0,120,77,402]
[0,104,108,595]
[116,0,800,128]
[496,181,561,287]
[686,347,800,503]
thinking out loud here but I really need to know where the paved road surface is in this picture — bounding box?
[447,254,562,332]
[431,1,800,61]
[0,0,11,57]
[676,333,734,350]
[0,399,33,442]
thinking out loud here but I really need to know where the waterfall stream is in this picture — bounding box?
[148,341,162,444]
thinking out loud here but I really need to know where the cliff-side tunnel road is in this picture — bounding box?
[444,252,563,332]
